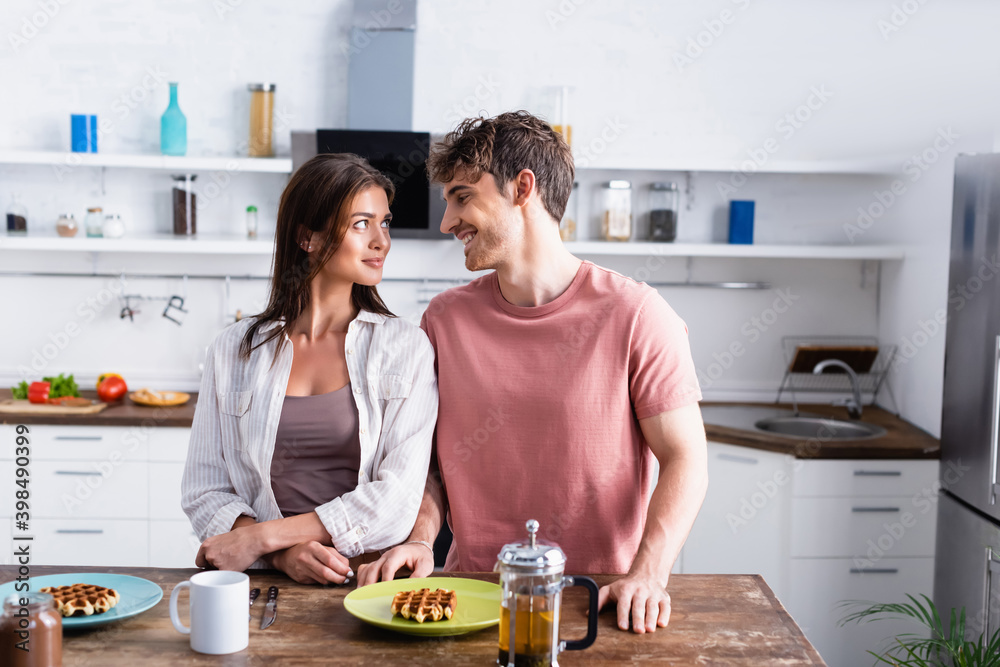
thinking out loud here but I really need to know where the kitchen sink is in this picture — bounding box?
[753,416,886,440]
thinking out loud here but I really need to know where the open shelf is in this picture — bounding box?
[574,156,903,175]
[0,150,293,174]
[0,234,905,261]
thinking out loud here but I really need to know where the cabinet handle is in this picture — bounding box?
[853,470,902,477]
[55,529,104,534]
[852,506,901,513]
[716,453,759,465]
[55,471,103,476]
[991,336,1000,503]
[53,436,103,441]
[849,568,899,574]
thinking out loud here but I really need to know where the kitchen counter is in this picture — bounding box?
[0,391,937,459]
[0,566,825,665]
[701,401,939,459]
[0,388,196,427]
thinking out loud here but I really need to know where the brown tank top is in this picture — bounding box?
[270,383,362,517]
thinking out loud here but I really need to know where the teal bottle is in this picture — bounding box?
[160,82,187,156]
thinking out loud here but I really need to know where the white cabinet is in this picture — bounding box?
[681,442,795,601]
[0,423,194,567]
[785,459,939,667]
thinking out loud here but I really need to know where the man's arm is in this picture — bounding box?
[356,468,447,586]
[597,402,708,633]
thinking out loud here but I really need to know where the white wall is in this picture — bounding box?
[2,1,998,434]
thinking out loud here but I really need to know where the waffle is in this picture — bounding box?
[390,588,456,623]
[40,583,121,617]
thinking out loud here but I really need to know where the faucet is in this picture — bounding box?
[813,359,863,419]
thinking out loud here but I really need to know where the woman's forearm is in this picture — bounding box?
[254,512,331,553]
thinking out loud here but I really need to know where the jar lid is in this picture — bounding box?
[496,520,566,573]
[171,174,198,182]
[247,205,258,212]
[59,213,75,218]
[3,592,55,611]
[606,180,631,189]
[87,207,103,212]
[248,83,277,92]
[651,182,678,191]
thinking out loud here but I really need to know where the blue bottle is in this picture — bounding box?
[160,82,187,156]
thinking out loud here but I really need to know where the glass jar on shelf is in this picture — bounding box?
[648,182,679,242]
[246,205,258,238]
[56,213,78,237]
[171,174,197,235]
[248,83,276,157]
[85,207,104,238]
[6,194,28,235]
[559,182,578,242]
[600,180,632,242]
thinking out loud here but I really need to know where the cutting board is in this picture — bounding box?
[0,399,109,415]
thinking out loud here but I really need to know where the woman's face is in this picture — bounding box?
[320,186,392,286]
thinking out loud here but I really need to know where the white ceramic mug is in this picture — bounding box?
[170,570,249,654]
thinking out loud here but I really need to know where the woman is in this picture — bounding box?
[181,154,437,584]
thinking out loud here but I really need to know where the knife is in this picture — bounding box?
[260,586,278,629]
[248,588,260,621]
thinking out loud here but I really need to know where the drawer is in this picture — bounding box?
[0,460,11,516]
[0,425,12,460]
[793,459,938,498]
[150,520,201,568]
[792,496,936,558]
[20,425,149,462]
[148,427,192,463]
[787,557,934,667]
[30,519,149,566]
[149,462,187,520]
[31,461,149,519]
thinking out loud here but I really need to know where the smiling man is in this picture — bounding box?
[357,111,708,634]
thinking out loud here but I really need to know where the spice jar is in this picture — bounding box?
[102,213,125,239]
[559,182,578,242]
[85,207,104,238]
[56,213,78,237]
[1,592,63,667]
[246,205,258,239]
[172,174,197,235]
[248,83,276,157]
[600,180,632,242]
[6,194,28,235]
[648,182,679,242]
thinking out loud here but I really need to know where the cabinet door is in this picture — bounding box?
[788,557,934,667]
[791,496,937,558]
[150,520,201,568]
[149,462,187,520]
[30,519,149,566]
[682,442,794,601]
[31,461,148,519]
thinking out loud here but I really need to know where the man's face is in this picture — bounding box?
[439,171,518,272]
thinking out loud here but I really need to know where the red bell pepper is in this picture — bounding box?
[27,381,51,404]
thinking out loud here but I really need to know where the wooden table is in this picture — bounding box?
[1,566,825,665]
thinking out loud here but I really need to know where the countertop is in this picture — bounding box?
[0,566,826,666]
[0,389,938,459]
[701,402,940,460]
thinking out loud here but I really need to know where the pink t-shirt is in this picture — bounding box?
[420,261,702,574]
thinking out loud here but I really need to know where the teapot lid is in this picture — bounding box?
[497,520,566,573]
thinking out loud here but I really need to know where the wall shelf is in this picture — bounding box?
[0,150,293,174]
[0,234,905,261]
[574,156,903,175]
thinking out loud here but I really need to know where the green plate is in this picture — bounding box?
[344,576,501,636]
[0,573,163,629]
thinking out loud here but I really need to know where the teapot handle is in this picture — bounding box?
[562,576,599,651]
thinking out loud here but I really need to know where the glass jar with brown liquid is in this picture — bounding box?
[495,520,598,667]
[248,83,276,157]
[1,592,63,667]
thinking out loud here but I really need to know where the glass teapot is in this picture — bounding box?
[495,519,598,667]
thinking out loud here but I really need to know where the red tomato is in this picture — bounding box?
[27,381,50,404]
[97,376,128,402]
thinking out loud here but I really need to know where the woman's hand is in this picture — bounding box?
[270,541,353,584]
[195,524,266,572]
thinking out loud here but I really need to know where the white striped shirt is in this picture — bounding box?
[181,310,437,562]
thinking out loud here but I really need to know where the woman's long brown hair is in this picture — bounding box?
[240,153,395,363]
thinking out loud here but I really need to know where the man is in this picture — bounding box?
[358,111,708,634]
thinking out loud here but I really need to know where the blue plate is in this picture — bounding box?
[0,573,163,629]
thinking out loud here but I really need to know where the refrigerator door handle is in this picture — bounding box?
[991,335,1000,505]
[986,549,1000,639]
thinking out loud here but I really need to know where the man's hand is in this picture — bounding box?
[356,544,434,587]
[597,573,671,633]
[195,524,265,572]
[270,541,352,585]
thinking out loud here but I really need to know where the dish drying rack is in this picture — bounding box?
[775,336,898,416]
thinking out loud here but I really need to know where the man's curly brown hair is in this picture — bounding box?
[427,110,575,222]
